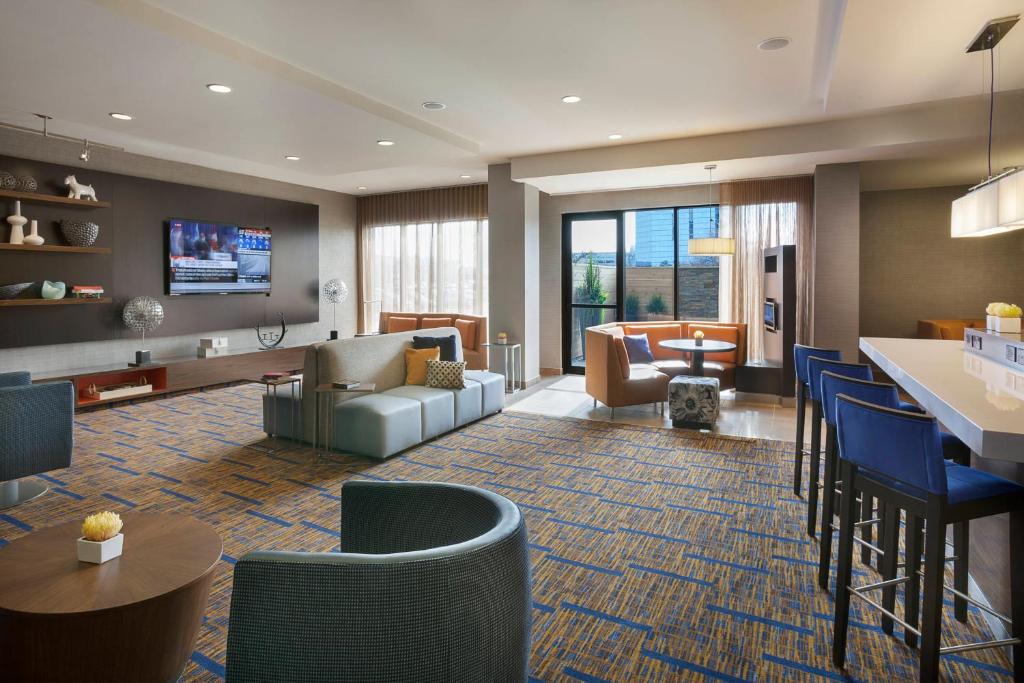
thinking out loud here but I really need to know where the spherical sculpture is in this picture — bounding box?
[123,296,164,333]
[0,170,16,191]
[322,278,348,304]
[16,175,38,193]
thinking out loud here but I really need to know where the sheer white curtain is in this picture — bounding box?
[361,219,488,330]
[719,177,813,362]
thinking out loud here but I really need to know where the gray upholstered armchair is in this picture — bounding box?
[226,480,532,682]
[0,372,74,508]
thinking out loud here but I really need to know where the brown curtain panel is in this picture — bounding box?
[720,176,813,362]
[356,184,487,331]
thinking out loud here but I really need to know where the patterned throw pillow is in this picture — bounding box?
[425,359,466,389]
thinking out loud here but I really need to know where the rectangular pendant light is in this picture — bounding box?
[688,237,735,255]
[951,167,1024,238]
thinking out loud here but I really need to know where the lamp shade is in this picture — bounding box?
[951,167,1024,237]
[687,237,735,255]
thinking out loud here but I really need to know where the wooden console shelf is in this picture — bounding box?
[0,297,111,307]
[0,243,111,254]
[0,188,111,209]
[37,345,308,410]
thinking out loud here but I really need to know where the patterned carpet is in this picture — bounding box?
[0,383,1014,682]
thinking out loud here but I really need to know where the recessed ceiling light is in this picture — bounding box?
[377,139,395,146]
[284,155,300,161]
[357,186,367,190]
[109,112,133,120]
[206,83,232,93]
[561,95,582,104]
[460,174,471,179]
[608,133,623,140]
[757,37,790,51]
[422,101,446,110]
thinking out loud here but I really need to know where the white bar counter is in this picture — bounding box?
[860,337,1024,463]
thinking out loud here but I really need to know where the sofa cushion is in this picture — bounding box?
[380,385,455,440]
[623,333,654,364]
[413,334,458,362]
[612,337,631,379]
[686,324,739,363]
[387,316,419,333]
[454,318,479,350]
[622,324,683,361]
[449,380,483,426]
[651,359,691,377]
[333,394,422,459]
[405,346,440,385]
[465,370,505,415]
[420,316,453,329]
[426,359,466,389]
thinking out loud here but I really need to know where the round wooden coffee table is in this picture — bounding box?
[659,338,737,376]
[0,512,222,682]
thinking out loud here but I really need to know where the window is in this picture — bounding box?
[361,219,488,331]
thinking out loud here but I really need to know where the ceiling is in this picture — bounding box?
[0,0,1021,195]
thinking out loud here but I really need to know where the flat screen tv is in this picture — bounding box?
[764,298,778,333]
[167,219,271,295]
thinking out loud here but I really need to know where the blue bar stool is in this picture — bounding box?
[832,395,1024,682]
[792,344,841,498]
[804,354,856,538]
[819,373,975,623]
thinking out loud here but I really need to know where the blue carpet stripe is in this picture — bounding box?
[684,552,769,574]
[245,510,292,527]
[628,563,715,588]
[222,491,263,505]
[560,600,653,633]
[549,518,615,534]
[563,667,611,683]
[100,493,138,508]
[707,604,814,636]
[545,554,623,576]
[160,487,198,503]
[640,647,751,683]
[619,527,690,544]
[300,520,337,537]
[666,503,734,518]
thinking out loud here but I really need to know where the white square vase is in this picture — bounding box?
[77,533,124,564]
[987,315,1022,334]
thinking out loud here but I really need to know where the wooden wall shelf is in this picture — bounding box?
[0,243,111,254]
[0,297,111,308]
[0,189,111,209]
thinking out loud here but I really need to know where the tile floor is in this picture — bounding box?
[506,374,811,444]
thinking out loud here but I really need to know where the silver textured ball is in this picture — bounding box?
[123,296,164,333]
[60,220,100,247]
[16,175,37,193]
[0,171,16,191]
[322,278,348,304]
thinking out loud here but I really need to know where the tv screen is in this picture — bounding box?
[167,219,271,295]
[764,298,778,332]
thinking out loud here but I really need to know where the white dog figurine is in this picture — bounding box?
[65,175,98,201]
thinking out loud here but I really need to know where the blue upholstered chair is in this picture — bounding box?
[226,480,532,682]
[792,344,841,497]
[0,372,74,508]
[832,396,1024,682]
[804,356,863,538]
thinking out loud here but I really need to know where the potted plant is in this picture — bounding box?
[78,511,124,564]
[986,302,1022,334]
[694,329,705,346]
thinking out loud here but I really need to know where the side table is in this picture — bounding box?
[247,374,302,453]
[313,383,376,459]
[0,513,222,682]
[482,341,523,394]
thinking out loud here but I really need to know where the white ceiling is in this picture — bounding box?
[0,0,1021,194]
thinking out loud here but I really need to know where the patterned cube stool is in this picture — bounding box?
[668,375,720,428]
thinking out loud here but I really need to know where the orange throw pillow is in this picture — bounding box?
[405,346,440,385]
[420,317,453,329]
[387,316,419,333]
[612,337,631,380]
[454,318,478,350]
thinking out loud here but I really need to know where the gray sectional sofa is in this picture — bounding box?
[262,327,504,459]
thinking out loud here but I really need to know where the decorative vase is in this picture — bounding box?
[695,338,703,346]
[61,219,100,247]
[7,200,25,245]
[23,220,44,246]
[988,315,1022,334]
[77,533,124,564]
[41,281,65,299]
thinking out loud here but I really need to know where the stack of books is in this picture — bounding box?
[71,285,104,299]
[197,336,229,358]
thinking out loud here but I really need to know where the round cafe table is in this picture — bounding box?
[659,338,737,377]
[0,512,222,682]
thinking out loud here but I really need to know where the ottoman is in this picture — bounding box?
[668,375,720,429]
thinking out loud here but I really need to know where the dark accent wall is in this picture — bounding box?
[860,185,1024,339]
[0,155,318,349]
